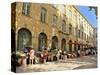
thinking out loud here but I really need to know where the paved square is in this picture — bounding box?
[16,55,97,73]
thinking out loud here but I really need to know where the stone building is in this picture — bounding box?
[11,2,95,52]
[93,28,97,48]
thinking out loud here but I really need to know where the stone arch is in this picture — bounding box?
[69,40,72,52]
[17,28,32,50]
[38,32,47,51]
[61,38,66,50]
[51,36,58,50]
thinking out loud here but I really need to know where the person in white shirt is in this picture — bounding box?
[29,48,35,65]
[56,49,61,61]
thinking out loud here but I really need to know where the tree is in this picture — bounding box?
[89,6,97,19]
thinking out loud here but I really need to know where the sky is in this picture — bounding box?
[77,6,97,28]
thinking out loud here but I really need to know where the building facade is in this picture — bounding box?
[11,2,95,52]
[93,28,97,48]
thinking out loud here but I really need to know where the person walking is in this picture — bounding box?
[29,48,35,65]
[63,51,67,62]
[43,48,48,64]
[41,48,48,64]
[56,49,61,62]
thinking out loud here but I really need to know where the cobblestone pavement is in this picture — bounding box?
[16,55,97,73]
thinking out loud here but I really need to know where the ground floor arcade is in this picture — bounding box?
[11,28,91,52]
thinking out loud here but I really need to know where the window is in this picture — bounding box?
[77,15,80,25]
[73,13,75,21]
[22,3,31,16]
[73,27,76,36]
[69,10,72,18]
[82,32,83,39]
[78,30,80,38]
[52,15,57,26]
[69,24,72,34]
[76,26,78,38]
[75,14,77,22]
[40,8,46,23]
[62,20,66,32]
[84,33,86,40]
[80,31,82,39]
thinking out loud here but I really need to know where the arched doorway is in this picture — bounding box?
[11,29,15,52]
[38,32,47,51]
[17,28,32,50]
[61,38,66,50]
[51,36,58,50]
[69,40,72,52]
